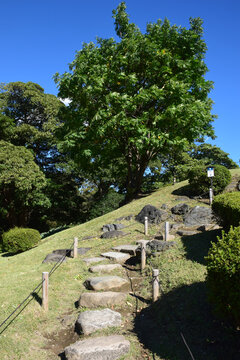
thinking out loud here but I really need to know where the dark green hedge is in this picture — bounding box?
[212,192,240,229]
[206,226,240,326]
[2,227,40,254]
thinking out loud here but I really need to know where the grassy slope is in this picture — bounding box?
[0,170,239,359]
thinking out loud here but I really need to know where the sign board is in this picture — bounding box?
[207,167,214,178]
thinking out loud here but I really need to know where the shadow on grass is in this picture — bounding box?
[133,281,240,360]
[181,229,222,265]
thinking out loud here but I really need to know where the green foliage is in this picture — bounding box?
[212,192,240,229]
[206,226,240,326]
[54,2,215,201]
[88,190,124,220]
[188,164,231,196]
[2,227,40,253]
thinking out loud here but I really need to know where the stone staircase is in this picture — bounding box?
[64,244,140,360]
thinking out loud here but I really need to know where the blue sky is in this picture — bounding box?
[1,0,239,164]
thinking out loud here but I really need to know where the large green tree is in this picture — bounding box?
[55,2,215,201]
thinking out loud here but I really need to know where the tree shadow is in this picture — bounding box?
[181,229,222,265]
[133,282,240,360]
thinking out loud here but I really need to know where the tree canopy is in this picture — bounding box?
[55,2,215,201]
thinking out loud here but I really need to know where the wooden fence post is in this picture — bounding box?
[144,216,148,236]
[42,272,49,311]
[141,241,146,273]
[73,237,78,258]
[152,269,159,302]
[164,221,169,241]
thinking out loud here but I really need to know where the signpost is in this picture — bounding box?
[207,167,214,205]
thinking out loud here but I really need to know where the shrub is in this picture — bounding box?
[88,190,124,220]
[188,164,231,196]
[206,226,240,326]
[2,227,40,253]
[212,192,240,229]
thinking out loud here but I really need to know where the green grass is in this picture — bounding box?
[0,171,239,359]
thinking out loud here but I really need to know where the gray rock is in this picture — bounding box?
[83,257,106,265]
[53,248,91,257]
[100,230,126,239]
[76,308,122,335]
[64,335,130,360]
[161,204,168,210]
[146,240,176,255]
[184,206,213,226]
[170,223,183,230]
[112,244,138,255]
[197,224,221,232]
[102,224,125,232]
[79,292,127,308]
[136,204,167,224]
[177,230,198,236]
[101,251,130,263]
[175,196,190,202]
[84,276,129,291]
[42,253,67,264]
[115,215,133,221]
[89,264,122,273]
[171,203,190,215]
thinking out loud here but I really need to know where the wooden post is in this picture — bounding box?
[42,272,49,311]
[73,237,78,258]
[152,269,159,302]
[141,241,146,273]
[144,216,148,236]
[164,221,169,241]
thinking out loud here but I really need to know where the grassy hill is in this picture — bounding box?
[0,171,240,360]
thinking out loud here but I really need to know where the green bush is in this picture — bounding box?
[188,164,231,196]
[88,190,124,220]
[206,226,240,326]
[2,227,40,253]
[212,192,240,229]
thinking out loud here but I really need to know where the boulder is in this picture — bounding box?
[79,292,127,308]
[171,203,190,215]
[53,247,91,257]
[177,229,198,236]
[76,308,122,335]
[146,240,176,255]
[42,253,67,264]
[100,230,126,239]
[184,206,213,226]
[102,224,125,232]
[84,276,129,292]
[64,335,130,360]
[135,204,168,224]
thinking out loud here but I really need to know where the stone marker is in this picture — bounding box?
[64,335,130,360]
[101,251,130,263]
[76,308,122,335]
[112,244,138,255]
[83,257,106,265]
[84,276,129,291]
[79,292,127,308]
[89,263,122,273]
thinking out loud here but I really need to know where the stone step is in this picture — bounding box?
[79,292,127,308]
[89,263,122,273]
[76,308,122,335]
[83,257,107,266]
[64,335,130,360]
[84,276,129,292]
[111,244,138,255]
[101,251,130,263]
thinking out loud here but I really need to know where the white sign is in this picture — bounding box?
[207,167,214,177]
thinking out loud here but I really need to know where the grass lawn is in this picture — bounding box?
[0,171,240,359]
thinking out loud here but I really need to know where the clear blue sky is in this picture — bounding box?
[1,0,239,164]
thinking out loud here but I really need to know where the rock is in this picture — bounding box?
[53,248,91,257]
[79,292,127,308]
[146,240,176,255]
[101,251,130,263]
[136,239,150,246]
[115,215,133,221]
[89,264,122,273]
[61,314,76,327]
[42,253,67,264]
[175,196,190,202]
[171,203,190,215]
[112,244,138,255]
[136,204,168,224]
[70,247,91,257]
[184,206,213,226]
[84,276,129,292]
[197,224,221,232]
[100,230,126,239]
[83,257,106,265]
[64,335,130,360]
[161,204,168,210]
[102,224,125,232]
[177,230,198,236]
[170,223,183,230]
[76,308,122,335]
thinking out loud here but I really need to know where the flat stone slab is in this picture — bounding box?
[64,335,130,360]
[89,264,122,273]
[136,240,150,246]
[76,308,122,335]
[42,253,67,264]
[84,276,129,292]
[112,244,138,255]
[83,257,107,265]
[177,230,199,236]
[79,292,127,308]
[101,251,130,263]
